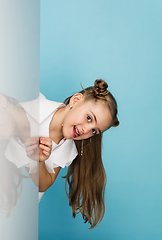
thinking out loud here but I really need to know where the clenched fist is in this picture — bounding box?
[24,137,52,161]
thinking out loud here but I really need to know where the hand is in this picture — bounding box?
[24,137,52,161]
[25,137,39,161]
[39,137,52,162]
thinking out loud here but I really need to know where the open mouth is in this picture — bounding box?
[73,125,80,138]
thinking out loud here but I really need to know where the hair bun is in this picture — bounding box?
[94,79,108,98]
[113,117,120,127]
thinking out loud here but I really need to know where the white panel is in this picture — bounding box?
[0,1,40,239]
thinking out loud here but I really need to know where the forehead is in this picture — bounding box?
[83,99,112,131]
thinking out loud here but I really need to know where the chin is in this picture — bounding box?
[73,136,86,140]
[62,133,73,140]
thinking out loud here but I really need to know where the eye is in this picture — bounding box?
[87,115,92,122]
[92,129,96,135]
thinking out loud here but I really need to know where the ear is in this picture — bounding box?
[0,94,7,108]
[69,93,84,106]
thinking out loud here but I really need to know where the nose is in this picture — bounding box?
[82,124,94,135]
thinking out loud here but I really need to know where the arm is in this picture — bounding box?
[25,137,61,191]
[39,162,61,192]
[38,137,61,191]
[28,164,61,192]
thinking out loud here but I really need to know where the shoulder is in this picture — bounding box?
[39,92,64,110]
[19,93,64,123]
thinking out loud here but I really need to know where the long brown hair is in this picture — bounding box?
[64,79,119,228]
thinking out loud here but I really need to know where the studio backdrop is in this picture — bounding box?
[0,1,161,240]
[39,1,162,240]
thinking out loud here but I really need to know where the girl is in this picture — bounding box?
[5,79,119,228]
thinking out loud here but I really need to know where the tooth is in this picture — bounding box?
[76,127,79,135]
[74,126,77,135]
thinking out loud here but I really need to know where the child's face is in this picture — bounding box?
[62,95,112,140]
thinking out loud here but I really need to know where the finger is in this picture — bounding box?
[39,138,52,148]
[26,143,38,152]
[26,150,34,157]
[42,150,51,157]
[39,151,50,161]
[24,137,39,147]
[39,144,51,153]
[25,137,39,144]
[39,137,52,145]
[40,137,52,142]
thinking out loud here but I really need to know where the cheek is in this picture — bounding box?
[64,110,76,125]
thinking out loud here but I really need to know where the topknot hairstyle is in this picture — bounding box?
[81,79,119,127]
[94,79,109,99]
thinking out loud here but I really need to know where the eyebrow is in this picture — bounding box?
[90,110,101,133]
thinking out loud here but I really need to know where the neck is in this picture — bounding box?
[49,105,69,143]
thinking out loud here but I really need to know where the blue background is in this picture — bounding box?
[39,1,162,239]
